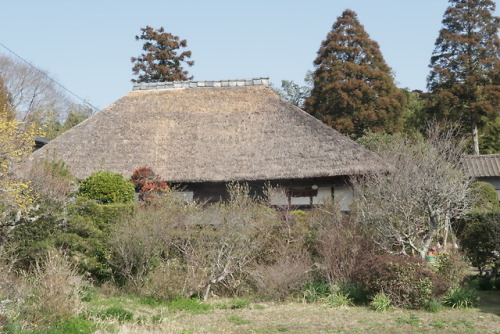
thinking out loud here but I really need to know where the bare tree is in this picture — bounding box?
[354,127,471,258]
[0,54,76,123]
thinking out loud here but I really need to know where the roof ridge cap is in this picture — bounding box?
[132,77,270,91]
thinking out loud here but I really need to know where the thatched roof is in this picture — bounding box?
[463,154,500,178]
[27,78,387,182]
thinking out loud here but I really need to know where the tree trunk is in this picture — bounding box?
[472,121,480,155]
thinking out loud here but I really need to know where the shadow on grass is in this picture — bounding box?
[477,290,500,316]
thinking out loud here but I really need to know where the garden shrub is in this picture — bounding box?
[323,291,353,308]
[494,277,500,290]
[442,287,478,308]
[6,197,135,282]
[458,211,500,276]
[369,292,392,312]
[478,278,494,290]
[434,251,470,288]
[352,253,449,309]
[79,171,135,204]
[130,167,169,203]
[468,181,500,213]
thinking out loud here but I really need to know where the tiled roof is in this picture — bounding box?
[132,78,269,91]
[463,154,500,177]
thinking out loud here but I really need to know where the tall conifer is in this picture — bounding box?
[131,26,194,83]
[305,9,405,138]
[427,0,500,154]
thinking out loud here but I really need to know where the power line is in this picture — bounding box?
[0,42,100,113]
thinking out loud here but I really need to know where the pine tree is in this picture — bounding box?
[305,9,406,138]
[427,0,500,154]
[131,26,194,83]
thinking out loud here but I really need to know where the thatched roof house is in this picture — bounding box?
[463,154,500,200]
[27,78,387,206]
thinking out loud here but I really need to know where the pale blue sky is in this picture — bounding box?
[1,0,496,110]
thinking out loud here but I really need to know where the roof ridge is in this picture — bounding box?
[132,77,270,91]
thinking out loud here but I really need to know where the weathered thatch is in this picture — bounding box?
[26,79,387,182]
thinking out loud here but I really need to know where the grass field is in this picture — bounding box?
[44,289,497,334]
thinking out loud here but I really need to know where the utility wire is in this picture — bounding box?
[0,42,100,113]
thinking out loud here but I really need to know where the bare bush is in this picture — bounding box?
[309,200,368,283]
[23,249,87,325]
[249,247,312,300]
[0,264,27,328]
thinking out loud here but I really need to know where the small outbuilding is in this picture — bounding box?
[26,78,387,208]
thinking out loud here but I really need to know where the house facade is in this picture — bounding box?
[26,78,387,208]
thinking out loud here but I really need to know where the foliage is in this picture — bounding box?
[427,0,500,154]
[468,181,500,213]
[369,292,392,312]
[130,167,169,203]
[355,127,471,258]
[442,287,479,308]
[305,9,406,138]
[109,185,282,300]
[479,118,500,153]
[323,291,353,308]
[79,171,135,204]
[0,112,41,213]
[302,282,331,303]
[434,251,470,288]
[91,306,133,322]
[494,277,500,289]
[5,197,134,281]
[458,211,500,276]
[131,26,194,83]
[352,253,449,309]
[271,78,311,109]
[478,278,494,290]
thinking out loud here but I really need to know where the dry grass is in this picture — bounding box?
[89,295,500,334]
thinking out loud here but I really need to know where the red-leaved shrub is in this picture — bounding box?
[131,167,169,202]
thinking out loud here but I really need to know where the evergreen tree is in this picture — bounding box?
[131,26,194,83]
[427,0,500,154]
[305,9,406,138]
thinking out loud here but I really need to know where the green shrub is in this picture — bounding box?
[6,197,134,282]
[79,171,135,204]
[369,292,392,312]
[442,287,479,308]
[494,277,500,290]
[352,253,449,309]
[434,251,470,288]
[303,282,330,303]
[468,181,500,213]
[458,211,500,276]
[323,291,353,308]
[426,299,441,313]
[478,278,494,290]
